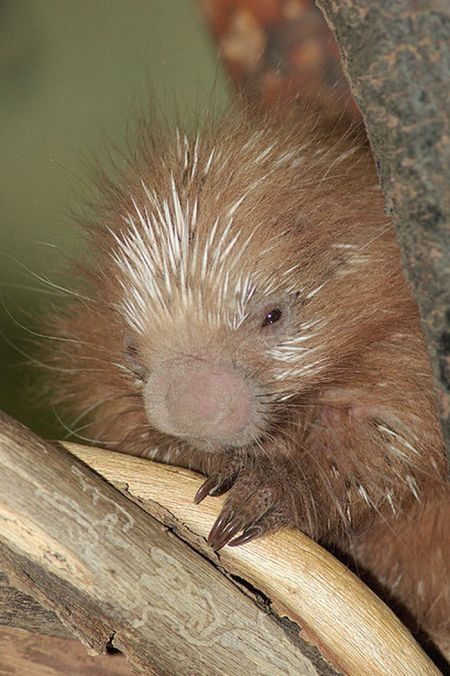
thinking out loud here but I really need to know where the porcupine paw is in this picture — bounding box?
[195,460,293,550]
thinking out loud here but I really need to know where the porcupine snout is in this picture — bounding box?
[144,357,254,443]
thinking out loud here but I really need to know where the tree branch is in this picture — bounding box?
[0,411,438,674]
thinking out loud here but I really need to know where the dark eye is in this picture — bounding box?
[262,308,282,327]
[126,344,139,359]
[125,341,147,381]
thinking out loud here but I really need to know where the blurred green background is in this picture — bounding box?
[0,0,227,438]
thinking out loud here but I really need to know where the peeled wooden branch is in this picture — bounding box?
[316,0,450,462]
[0,412,438,675]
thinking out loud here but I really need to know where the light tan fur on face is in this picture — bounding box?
[41,104,449,658]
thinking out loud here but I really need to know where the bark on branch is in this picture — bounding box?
[0,626,132,676]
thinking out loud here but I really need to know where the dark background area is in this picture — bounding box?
[0,0,227,438]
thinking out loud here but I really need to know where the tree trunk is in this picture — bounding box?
[316,0,450,463]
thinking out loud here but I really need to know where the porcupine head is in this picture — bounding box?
[46,109,362,448]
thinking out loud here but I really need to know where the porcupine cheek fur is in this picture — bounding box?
[143,357,255,446]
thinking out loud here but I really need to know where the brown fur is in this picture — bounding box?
[40,104,449,658]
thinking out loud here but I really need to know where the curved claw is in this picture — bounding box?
[211,519,244,551]
[228,524,264,547]
[194,476,219,504]
[208,507,234,547]
[208,507,244,550]
[194,472,237,504]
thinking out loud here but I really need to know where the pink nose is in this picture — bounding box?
[144,358,253,441]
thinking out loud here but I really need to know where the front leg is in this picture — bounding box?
[194,397,445,553]
[195,451,307,550]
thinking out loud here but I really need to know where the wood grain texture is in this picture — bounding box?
[0,411,329,676]
[0,572,69,638]
[0,626,132,676]
[65,442,439,676]
[316,0,450,463]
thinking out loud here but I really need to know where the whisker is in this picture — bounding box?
[52,405,119,446]
[0,292,81,343]
[0,251,94,304]
[0,282,62,296]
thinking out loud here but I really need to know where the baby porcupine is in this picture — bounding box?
[43,105,450,654]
